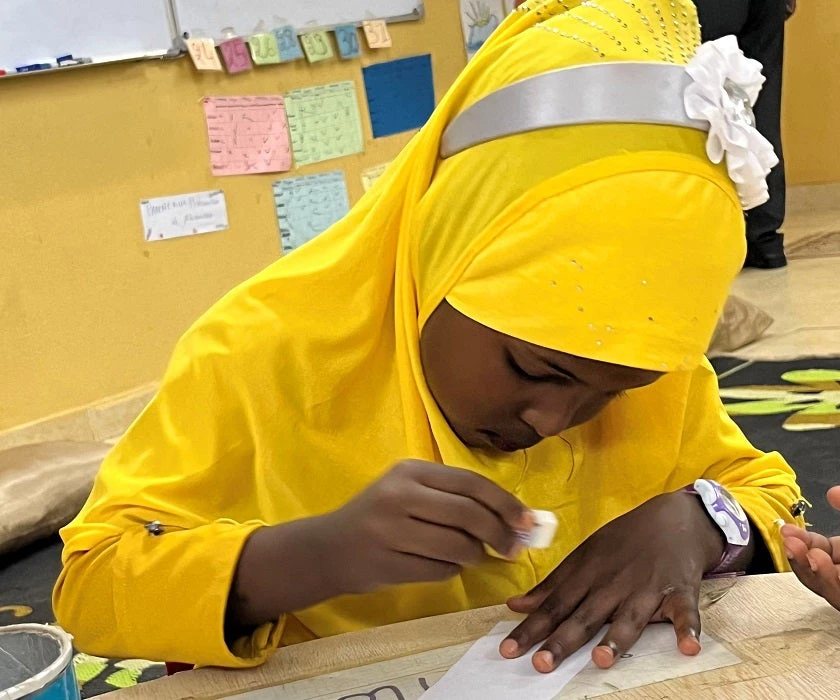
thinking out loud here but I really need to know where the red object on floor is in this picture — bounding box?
[165,662,194,676]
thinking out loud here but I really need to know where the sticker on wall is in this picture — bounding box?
[301,30,335,63]
[284,81,365,165]
[219,36,253,73]
[273,172,350,254]
[186,38,222,71]
[248,33,281,65]
[361,162,392,192]
[362,20,392,48]
[460,0,504,59]
[334,25,362,59]
[140,191,229,242]
[273,25,305,62]
[202,96,292,176]
[363,54,435,138]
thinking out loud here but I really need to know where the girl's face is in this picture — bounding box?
[420,301,663,452]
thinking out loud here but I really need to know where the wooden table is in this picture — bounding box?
[107,573,840,699]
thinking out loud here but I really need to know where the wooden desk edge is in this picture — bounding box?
[105,573,838,700]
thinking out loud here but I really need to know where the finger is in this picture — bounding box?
[507,588,551,614]
[405,487,521,559]
[828,486,840,512]
[532,594,618,673]
[784,537,823,596]
[592,593,662,669]
[804,548,840,610]
[407,462,530,530]
[780,525,836,557]
[500,587,588,659]
[383,551,461,586]
[660,586,702,657]
[393,518,484,566]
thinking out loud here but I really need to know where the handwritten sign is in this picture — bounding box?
[363,20,392,48]
[301,30,335,63]
[186,38,222,71]
[202,96,292,176]
[361,162,392,192]
[140,191,228,242]
[248,33,281,65]
[273,172,350,253]
[219,37,253,73]
[273,25,304,62]
[285,81,364,166]
[334,25,362,59]
[363,54,435,138]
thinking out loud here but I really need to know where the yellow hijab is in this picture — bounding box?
[59,0,802,668]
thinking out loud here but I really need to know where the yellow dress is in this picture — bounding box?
[55,0,803,668]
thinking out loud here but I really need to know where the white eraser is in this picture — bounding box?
[525,510,558,549]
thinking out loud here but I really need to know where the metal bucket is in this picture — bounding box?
[0,624,79,700]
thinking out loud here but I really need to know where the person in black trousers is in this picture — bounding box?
[694,0,797,269]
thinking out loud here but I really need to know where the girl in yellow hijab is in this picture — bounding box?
[55,0,803,674]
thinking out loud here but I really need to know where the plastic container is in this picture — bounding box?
[0,624,79,700]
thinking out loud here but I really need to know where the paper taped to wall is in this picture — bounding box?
[203,96,292,176]
[140,191,228,242]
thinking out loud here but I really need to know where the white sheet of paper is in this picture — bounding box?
[420,621,601,700]
[140,190,228,242]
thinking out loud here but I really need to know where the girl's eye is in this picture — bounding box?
[507,351,541,381]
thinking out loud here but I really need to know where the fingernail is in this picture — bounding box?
[688,628,700,642]
[784,547,794,559]
[807,552,819,572]
[500,639,519,657]
[534,650,554,672]
[593,645,615,669]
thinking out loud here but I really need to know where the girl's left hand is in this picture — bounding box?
[500,491,725,673]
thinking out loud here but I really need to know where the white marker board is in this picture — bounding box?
[172,0,424,41]
[0,0,177,72]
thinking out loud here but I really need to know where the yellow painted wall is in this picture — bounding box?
[1,0,838,430]
[0,1,465,430]
[782,0,840,184]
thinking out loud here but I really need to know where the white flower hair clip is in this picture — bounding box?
[684,36,779,210]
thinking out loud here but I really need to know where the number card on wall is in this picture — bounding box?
[300,30,335,63]
[363,20,392,48]
[285,81,365,166]
[274,25,305,62]
[219,37,253,73]
[248,33,280,64]
[186,38,222,71]
[334,25,362,59]
[273,172,350,253]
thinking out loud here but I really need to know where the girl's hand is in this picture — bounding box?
[782,487,840,611]
[324,460,531,595]
[499,491,725,673]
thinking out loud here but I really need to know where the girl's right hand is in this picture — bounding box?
[322,460,532,595]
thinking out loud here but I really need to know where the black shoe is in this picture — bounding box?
[744,233,787,269]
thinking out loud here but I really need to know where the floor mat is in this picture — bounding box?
[713,356,840,535]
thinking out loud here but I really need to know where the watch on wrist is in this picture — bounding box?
[684,479,750,579]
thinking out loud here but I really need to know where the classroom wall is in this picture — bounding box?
[782,0,840,185]
[1,0,838,431]
[0,1,465,431]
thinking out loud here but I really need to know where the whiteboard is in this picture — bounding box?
[172,0,424,40]
[0,0,177,71]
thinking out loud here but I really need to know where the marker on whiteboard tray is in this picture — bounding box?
[517,510,558,549]
[16,63,52,73]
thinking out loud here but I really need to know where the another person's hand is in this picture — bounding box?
[324,460,531,594]
[782,487,840,610]
[786,0,797,19]
[499,491,725,673]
